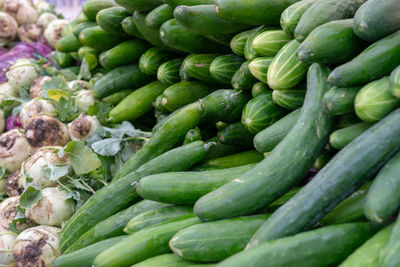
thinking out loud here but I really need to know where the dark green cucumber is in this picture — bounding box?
[390,65,400,98]
[219,223,380,267]
[252,30,292,57]
[54,237,125,267]
[99,39,150,69]
[231,61,258,91]
[121,17,144,39]
[78,46,99,61]
[139,48,174,75]
[328,31,400,87]
[267,40,309,91]
[203,151,264,168]
[248,108,400,247]
[109,81,168,123]
[375,219,400,267]
[323,86,361,116]
[93,215,201,267]
[164,0,216,8]
[96,7,130,37]
[132,254,212,267]
[103,90,132,105]
[183,54,220,84]
[203,137,242,161]
[248,57,273,84]
[183,127,202,145]
[60,141,209,252]
[251,82,270,97]
[264,187,302,212]
[114,103,205,180]
[297,19,366,64]
[280,0,317,35]
[180,56,193,81]
[157,58,184,85]
[241,92,287,134]
[56,33,83,52]
[83,0,116,21]
[335,113,362,129]
[272,90,305,110]
[115,0,164,12]
[217,122,254,147]
[137,164,255,205]
[93,64,152,98]
[73,21,98,37]
[353,0,400,42]
[209,54,244,85]
[79,26,125,51]
[54,51,75,68]
[161,81,214,112]
[244,26,277,61]
[154,94,171,113]
[133,11,165,48]
[253,108,301,153]
[145,4,174,29]
[230,28,258,57]
[170,214,271,262]
[195,64,333,222]
[216,0,302,26]
[330,122,373,150]
[294,0,368,42]
[313,146,336,171]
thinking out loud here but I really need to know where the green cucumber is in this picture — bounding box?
[252,30,292,57]
[297,19,366,64]
[114,103,205,180]
[93,215,201,267]
[217,122,254,147]
[216,0,302,26]
[336,113,362,129]
[73,21,98,37]
[139,48,174,75]
[137,164,255,205]
[99,39,150,69]
[79,26,124,51]
[294,0,368,42]
[83,0,116,21]
[133,11,165,48]
[124,206,193,234]
[328,31,400,87]
[267,40,309,91]
[280,0,317,35]
[103,90,132,105]
[165,0,216,8]
[96,7,130,37]
[78,46,99,61]
[180,56,193,81]
[272,90,305,110]
[244,26,277,61]
[219,223,380,267]
[69,51,80,61]
[241,92,286,134]
[157,58,184,85]
[209,54,244,85]
[60,141,209,252]
[313,146,335,171]
[161,81,214,112]
[93,64,152,98]
[183,127,202,145]
[154,94,171,113]
[56,33,83,52]
[54,236,125,267]
[376,218,400,267]
[390,65,400,98]
[323,86,361,116]
[355,77,399,122]
[230,28,258,57]
[183,54,220,84]
[203,137,242,161]
[62,20,78,37]
[253,108,301,153]
[145,4,174,29]
[109,81,169,123]
[248,57,273,84]
[121,16,144,39]
[54,51,75,68]
[115,0,164,12]
[203,151,264,168]
[132,254,211,267]
[251,82,270,97]
[195,64,333,222]
[264,187,302,212]
[170,214,270,262]
[248,107,400,246]
[231,61,258,91]
[77,11,89,23]
[353,0,400,42]
[330,122,373,150]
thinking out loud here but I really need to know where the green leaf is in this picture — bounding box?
[64,141,102,175]
[78,57,92,81]
[91,138,122,156]
[19,185,42,209]
[44,164,70,181]
[55,97,80,122]
[9,206,26,234]
[42,76,69,92]
[87,101,113,126]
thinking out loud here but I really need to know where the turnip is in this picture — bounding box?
[68,80,89,90]
[37,12,58,28]
[19,98,57,129]
[6,59,39,93]
[0,231,17,266]
[0,11,18,44]
[25,187,75,227]
[34,0,52,13]
[0,82,17,102]
[0,129,32,172]
[44,19,69,48]
[5,170,24,197]
[5,113,23,131]
[68,113,100,141]
[0,196,33,232]
[17,23,43,43]
[25,115,70,148]
[75,90,96,113]
[29,76,51,99]
[3,0,38,25]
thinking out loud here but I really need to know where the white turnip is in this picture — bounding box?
[37,12,58,28]
[68,113,100,141]
[0,129,32,172]
[0,11,18,44]
[6,59,39,93]
[0,231,17,265]
[44,19,69,48]
[75,89,96,113]
[29,76,51,99]
[17,23,43,43]
[19,98,57,129]
[5,170,24,197]
[3,0,38,25]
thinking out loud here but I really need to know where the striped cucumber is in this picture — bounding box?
[244,26,277,61]
[139,48,174,75]
[96,7,130,37]
[280,0,317,35]
[231,61,258,91]
[210,54,244,85]
[230,28,258,57]
[390,65,400,98]
[272,90,305,110]
[329,122,373,150]
[203,151,264,168]
[323,86,361,115]
[252,82,270,97]
[183,54,220,84]
[145,4,174,29]
[248,57,273,84]
[252,30,292,57]
[158,58,184,85]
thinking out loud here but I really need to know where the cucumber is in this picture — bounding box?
[267,40,309,91]
[93,64,152,98]
[353,0,400,42]
[183,127,202,145]
[248,57,273,84]
[183,54,220,84]
[79,26,125,51]
[114,103,205,180]
[145,4,174,29]
[109,81,169,123]
[339,224,394,267]
[244,26,277,61]
[160,19,228,54]
[323,86,361,116]
[56,33,83,52]
[69,51,80,61]
[253,108,301,153]
[72,21,98,37]
[355,77,399,122]
[54,236,125,267]
[328,31,400,87]
[272,90,305,110]
[330,122,373,150]
[93,215,201,267]
[132,254,211,267]
[195,64,333,222]
[390,65,400,98]
[294,0,368,42]
[121,17,144,39]
[252,30,292,57]
[241,92,286,134]
[133,11,167,48]
[60,141,209,252]
[170,214,270,262]
[99,39,150,69]
[165,0,216,8]
[103,90,132,105]
[251,82,270,97]
[216,0,302,26]
[180,56,193,81]
[157,58,184,85]
[336,113,362,129]
[230,28,258,57]
[248,107,400,246]
[209,54,244,85]
[78,46,99,61]
[313,146,335,171]
[77,11,89,23]
[65,201,168,253]
[96,7,130,37]
[365,151,400,223]
[204,150,263,168]
[139,48,174,76]
[203,138,242,161]
[297,19,366,64]
[219,223,380,267]
[83,0,116,21]
[280,0,317,35]
[54,51,75,68]
[161,81,214,112]
[115,0,164,12]
[231,61,258,91]
[62,20,78,37]
[154,94,171,113]
[377,218,400,267]
[217,122,254,147]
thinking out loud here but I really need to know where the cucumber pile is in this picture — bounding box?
[51,0,400,266]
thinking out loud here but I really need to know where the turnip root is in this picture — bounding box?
[19,98,56,129]
[0,129,32,172]
[29,76,51,99]
[44,19,69,48]
[5,170,24,197]
[0,11,18,44]
[0,231,17,266]
[3,0,38,25]
[6,59,39,93]
[17,23,43,43]
[68,114,100,141]
[37,12,58,28]
[75,90,96,113]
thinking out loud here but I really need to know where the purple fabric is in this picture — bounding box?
[6,113,23,131]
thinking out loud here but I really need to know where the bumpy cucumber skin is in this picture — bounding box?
[96,7,131,37]
[330,122,373,150]
[252,30,292,57]
[390,65,400,98]
[210,54,245,85]
[323,86,361,116]
[272,90,305,110]
[157,58,184,85]
[231,61,258,91]
[230,28,258,57]
[145,4,174,29]
[280,0,317,35]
